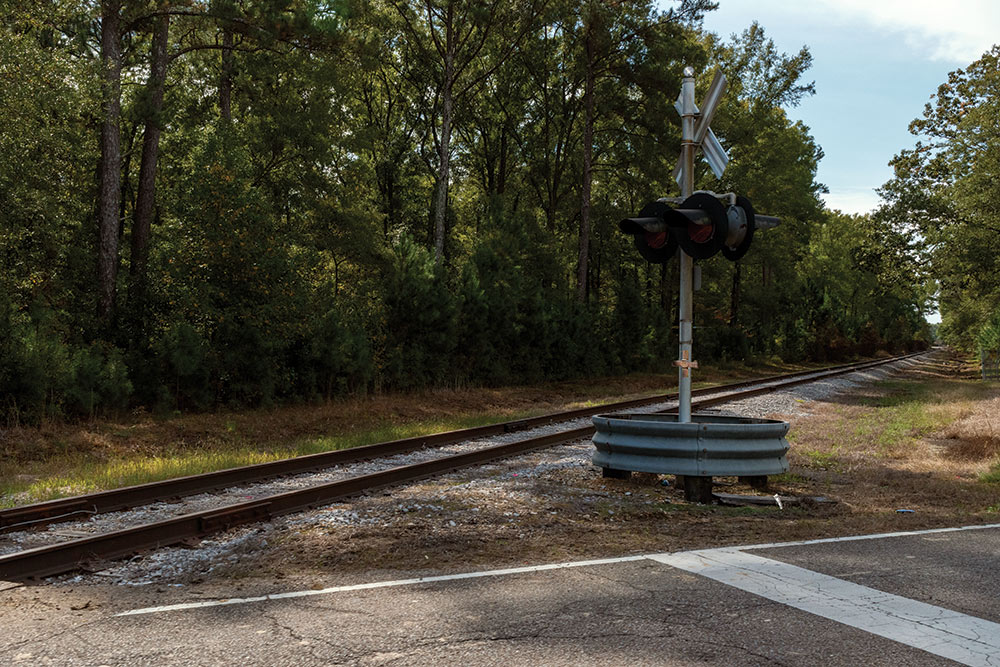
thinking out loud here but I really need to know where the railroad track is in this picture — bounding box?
[0,352,925,580]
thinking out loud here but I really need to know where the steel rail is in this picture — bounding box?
[0,352,925,581]
[0,353,923,534]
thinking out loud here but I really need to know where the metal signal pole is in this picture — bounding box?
[677,66,697,423]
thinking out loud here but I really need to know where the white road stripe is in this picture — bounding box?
[650,548,1000,667]
[736,522,1000,551]
[115,555,648,617]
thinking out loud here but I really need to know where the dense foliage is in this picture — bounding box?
[877,46,1000,355]
[0,0,930,424]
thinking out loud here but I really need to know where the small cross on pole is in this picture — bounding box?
[674,350,699,377]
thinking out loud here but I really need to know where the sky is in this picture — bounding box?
[690,0,1000,215]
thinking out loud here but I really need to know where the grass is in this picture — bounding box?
[796,378,983,469]
[980,462,1000,485]
[852,380,953,453]
[1,358,838,509]
[0,449,279,505]
[771,472,810,484]
[799,449,843,471]
[0,411,553,508]
[786,365,1000,517]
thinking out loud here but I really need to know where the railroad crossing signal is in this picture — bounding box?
[617,66,781,423]
[595,67,791,497]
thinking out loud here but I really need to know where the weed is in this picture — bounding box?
[980,461,1000,485]
[800,449,842,471]
[0,448,280,507]
[772,472,810,484]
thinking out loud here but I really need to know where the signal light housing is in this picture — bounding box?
[619,201,678,264]
[620,193,773,263]
[721,195,755,261]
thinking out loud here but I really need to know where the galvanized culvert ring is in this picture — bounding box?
[591,412,789,477]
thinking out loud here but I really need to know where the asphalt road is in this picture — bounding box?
[3,524,999,666]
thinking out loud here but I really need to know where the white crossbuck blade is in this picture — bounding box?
[673,69,729,182]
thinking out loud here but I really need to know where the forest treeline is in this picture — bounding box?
[1,0,931,425]
[875,46,1000,357]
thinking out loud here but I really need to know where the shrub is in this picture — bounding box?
[379,235,456,390]
[65,344,133,417]
[152,322,213,411]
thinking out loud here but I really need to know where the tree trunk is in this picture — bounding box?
[97,0,122,325]
[383,160,396,239]
[577,26,595,303]
[432,9,455,266]
[220,27,234,121]
[497,126,508,195]
[545,189,557,229]
[129,12,169,334]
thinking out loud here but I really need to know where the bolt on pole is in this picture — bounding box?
[677,66,697,423]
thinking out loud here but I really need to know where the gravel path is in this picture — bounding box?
[4,355,926,586]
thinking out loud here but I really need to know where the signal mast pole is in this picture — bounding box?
[677,66,697,423]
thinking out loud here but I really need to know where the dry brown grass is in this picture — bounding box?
[774,361,1000,530]
[934,396,1000,461]
[0,359,810,470]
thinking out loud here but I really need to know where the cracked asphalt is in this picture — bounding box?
[755,527,1000,628]
[6,528,999,665]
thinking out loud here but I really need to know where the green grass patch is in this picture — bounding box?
[980,461,1000,485]
[0,448,279,507]
[859,380,928,407]
[800,449,842,471]
[771,472,810,484]
[0,410,550,509]
[853,379,981,455]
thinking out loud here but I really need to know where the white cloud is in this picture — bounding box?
[804,0,999,63]
[821,187,880,215]
[706,0,999,63]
